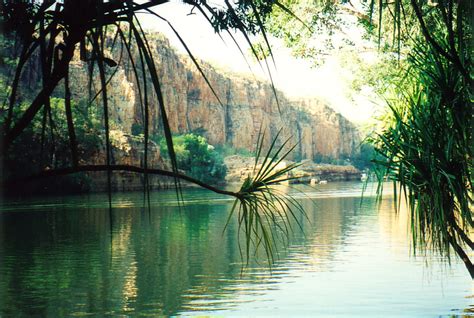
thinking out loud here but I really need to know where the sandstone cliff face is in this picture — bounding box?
[151,35,360,161]
[71,32,360,163]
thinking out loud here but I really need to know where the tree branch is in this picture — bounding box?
[453,223,474,250]
[3,164,240,198]
[448,233,474,279]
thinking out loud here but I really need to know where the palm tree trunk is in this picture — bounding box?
[448,234,474,279]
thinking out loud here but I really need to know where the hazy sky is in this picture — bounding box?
[137,1,382,124]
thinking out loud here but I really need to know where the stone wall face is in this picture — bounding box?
[70,33,360,163]
[152,36,360,160]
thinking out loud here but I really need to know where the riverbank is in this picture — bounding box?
[2,151,362,196]
[224,155,361,184]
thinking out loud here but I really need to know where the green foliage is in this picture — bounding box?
[352,142,376,170]
[227,131,306,264]
[370,38,473,275]
[341,51,405,96]
[49,98,102,152]
[313,154,331,164]
[248,43,271,62]
[214,143,254,158]
[2,97,102,193]
[131,122,143,136]
[264,0,343,66]
[160,134,226,184]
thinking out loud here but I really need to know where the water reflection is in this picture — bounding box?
[0,183,472,316]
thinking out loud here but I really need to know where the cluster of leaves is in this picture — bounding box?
[371,38,472,277]
[351,142,376,170]
[159,133,226,184]
[197,0,274,34]
[311,142,374,170]
[338,50,403,96]
[227,131,305,264]
[263,0,364,65]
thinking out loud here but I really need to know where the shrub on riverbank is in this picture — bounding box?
[159,134,226,184]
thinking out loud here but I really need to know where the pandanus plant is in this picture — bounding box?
[371,39,473,277]
[365,0,473,278]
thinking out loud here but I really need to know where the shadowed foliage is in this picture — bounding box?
[371,37,473,277]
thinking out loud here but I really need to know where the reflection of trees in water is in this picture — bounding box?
[375,197,456,269]
[0,204,244,315]
[0,208,111,316]
[0,195,387,315]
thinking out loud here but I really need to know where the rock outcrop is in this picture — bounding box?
[224,156,360,184]
[70,32,360,163]
[86,130,172,191]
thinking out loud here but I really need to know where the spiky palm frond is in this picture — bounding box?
[225,131,306,265]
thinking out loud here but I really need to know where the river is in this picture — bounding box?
[0,182,472,316]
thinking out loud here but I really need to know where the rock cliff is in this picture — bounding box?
[69,32,360,163]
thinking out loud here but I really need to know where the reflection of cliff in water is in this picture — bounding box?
[0,192,389,316]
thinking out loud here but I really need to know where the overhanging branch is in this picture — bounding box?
[3,164,240,198]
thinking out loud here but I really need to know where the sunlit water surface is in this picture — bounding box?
[0,182,472,316]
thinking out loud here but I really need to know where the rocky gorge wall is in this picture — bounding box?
[69,32,361,163]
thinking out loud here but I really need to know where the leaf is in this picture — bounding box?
[103,57,118,67]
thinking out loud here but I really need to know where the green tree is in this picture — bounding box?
[160,134,226,184]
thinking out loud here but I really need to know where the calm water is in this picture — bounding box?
[0,182,472,317]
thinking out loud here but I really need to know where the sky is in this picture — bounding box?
[136,1,383,125]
